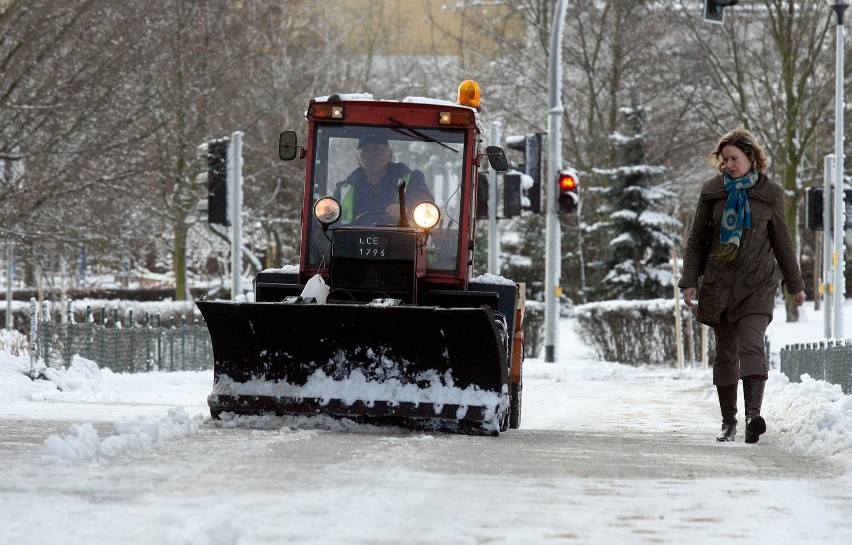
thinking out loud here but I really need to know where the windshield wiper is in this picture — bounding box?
[388,117,457,153]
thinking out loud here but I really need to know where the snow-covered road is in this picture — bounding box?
[1,355,850,545]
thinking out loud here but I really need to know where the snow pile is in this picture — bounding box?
[261,264,299,274]
[216,367,504,423]
[764,373,852,470]
[0,352,57,402]
[167,506,241,545]
[43,406,199,463]
[38,356,117,399]
[470,272,516,286]
[0,353,122,403]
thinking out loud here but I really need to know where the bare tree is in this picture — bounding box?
[0,1,158,265]
[675,0,835,320]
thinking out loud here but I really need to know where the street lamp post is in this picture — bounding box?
[828,0,848,338]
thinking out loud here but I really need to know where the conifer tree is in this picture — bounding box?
[593,106,682,300]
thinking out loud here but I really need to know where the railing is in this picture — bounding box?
[779,339,852,394]
[30,299,213,373]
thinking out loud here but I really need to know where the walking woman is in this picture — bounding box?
[679,128,805,444]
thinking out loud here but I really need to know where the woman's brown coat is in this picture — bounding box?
[678,174,805,326]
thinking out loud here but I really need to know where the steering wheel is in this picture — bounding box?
[351,210,392,226]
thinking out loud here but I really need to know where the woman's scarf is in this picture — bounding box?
[719,170,759,254]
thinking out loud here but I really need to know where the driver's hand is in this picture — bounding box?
[384,203,400,220]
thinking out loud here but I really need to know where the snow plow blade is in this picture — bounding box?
[196,300,510,434]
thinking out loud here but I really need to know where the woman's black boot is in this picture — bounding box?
[715,383,738,442]
[742,376,767,444]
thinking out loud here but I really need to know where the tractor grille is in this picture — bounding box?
[329,229,418,303]
[331,258,414,301]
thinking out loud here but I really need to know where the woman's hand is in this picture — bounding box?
[683,287,698,308]
[793,291,805,306]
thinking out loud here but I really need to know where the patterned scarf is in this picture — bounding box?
[719,170,759,250]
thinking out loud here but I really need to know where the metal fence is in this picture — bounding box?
[779,339,852,394]
[30,300,213,373]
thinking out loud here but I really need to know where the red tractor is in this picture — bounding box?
[197,82,525,434]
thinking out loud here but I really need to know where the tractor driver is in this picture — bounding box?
[334,134,433,224]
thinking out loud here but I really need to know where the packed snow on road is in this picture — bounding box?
[0,302,850,545]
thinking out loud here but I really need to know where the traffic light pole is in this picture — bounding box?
[229,131,244,301]
[830,2,847,338]
[5,242,13,329]
[824,155,834,339]
[544,0,569,363]
[488,121,501,275]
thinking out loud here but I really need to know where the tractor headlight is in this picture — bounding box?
[412,202,440,230]
[313,196,341,226]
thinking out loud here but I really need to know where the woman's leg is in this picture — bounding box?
[712,315,740,386]
[736,313,771,380]
[736,313,771,443]
[711,316,740,441]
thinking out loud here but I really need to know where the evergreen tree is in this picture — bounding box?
[593,106,682,300]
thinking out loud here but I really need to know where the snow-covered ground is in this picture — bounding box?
[0,300,849,545]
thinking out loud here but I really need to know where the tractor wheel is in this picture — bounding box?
[499,404,510,432]
[509,381,522,429]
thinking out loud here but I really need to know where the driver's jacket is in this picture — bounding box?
[334,163,432,223]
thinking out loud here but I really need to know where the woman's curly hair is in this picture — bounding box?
[708,128,770,174]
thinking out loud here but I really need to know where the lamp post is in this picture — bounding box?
[828,0,848,338]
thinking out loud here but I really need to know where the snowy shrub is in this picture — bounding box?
[0,328,29,357]
[523,301,545,358]
[574,299,710,365]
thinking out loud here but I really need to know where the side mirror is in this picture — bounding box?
[279,131,304,161]
[485,146,509,172]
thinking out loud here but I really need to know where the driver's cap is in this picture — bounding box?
[357,134,390,149]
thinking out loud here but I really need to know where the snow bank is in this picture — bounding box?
[39,356,112,398]
[764,373,852,470]
[0,352,56,402]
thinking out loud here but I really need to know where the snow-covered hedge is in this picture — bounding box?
[523,301,545,358]
[574,299,708,365]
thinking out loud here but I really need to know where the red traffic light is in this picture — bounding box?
[558,173,577,191]
[557,168,579,214]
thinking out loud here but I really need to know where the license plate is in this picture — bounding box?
[357,234,388,259]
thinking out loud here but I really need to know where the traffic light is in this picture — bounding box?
[207,138,230,226]
[806,186,852,230]
[503,172,522,218]
[505,133,543,213]
[557,169,579,214]
[703,0,738,25]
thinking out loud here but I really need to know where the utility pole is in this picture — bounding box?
[544,0,569,362]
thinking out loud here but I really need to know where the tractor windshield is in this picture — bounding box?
[306,125,468,273]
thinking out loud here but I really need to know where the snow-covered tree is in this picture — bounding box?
[592,106,682,300]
